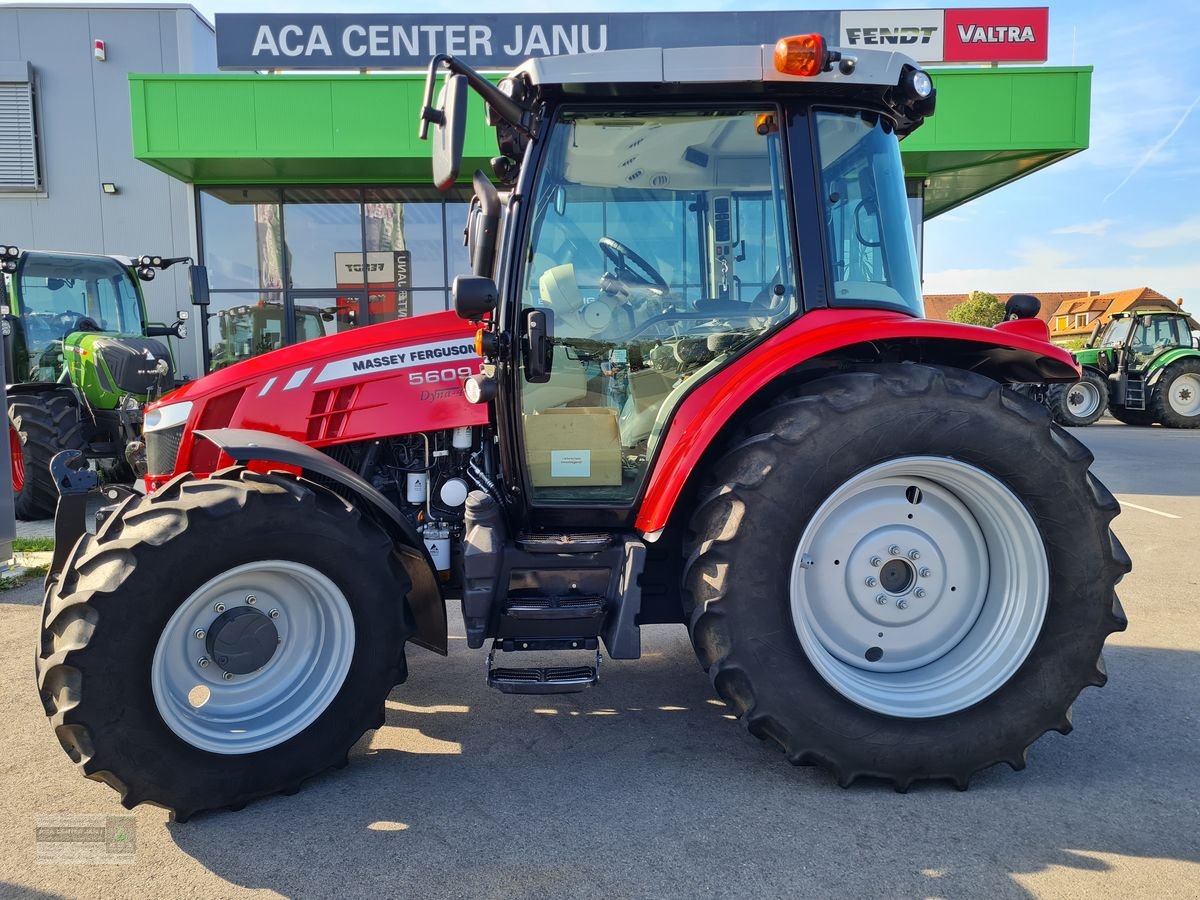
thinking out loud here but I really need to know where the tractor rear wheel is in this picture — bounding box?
[1149,358,1200,428]
[37,469,411,820]
[1045,369,1108,426]
[684,365,1129,789]
[8,390,86,520]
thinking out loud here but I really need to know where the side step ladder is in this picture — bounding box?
[486,643,600,694]
[1124,374,1147,410]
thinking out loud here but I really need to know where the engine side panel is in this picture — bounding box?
[151,311,488,481]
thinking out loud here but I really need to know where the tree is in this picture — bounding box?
[947,291,1006,327]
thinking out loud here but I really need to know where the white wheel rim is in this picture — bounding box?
[1168,372,1200,417]
[151,560,355,754]
[789,457,1048,719]
[1067,380,1102,417]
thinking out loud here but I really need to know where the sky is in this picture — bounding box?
[185,0,1200,305]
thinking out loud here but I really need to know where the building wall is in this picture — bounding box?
[0,4,214,377]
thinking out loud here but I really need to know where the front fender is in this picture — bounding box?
[196,427,447,656]
[1147,348,1199,386]
[635,309,1078,536]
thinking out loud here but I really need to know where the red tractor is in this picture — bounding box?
[37,36,1128,820]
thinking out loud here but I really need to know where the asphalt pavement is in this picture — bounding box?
[1,419,1197,899]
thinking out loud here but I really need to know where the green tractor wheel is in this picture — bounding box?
[1150,358,1200,429]
[8,390,87,520]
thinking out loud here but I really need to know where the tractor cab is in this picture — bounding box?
[210,301,331,372]
[421,36,935,521]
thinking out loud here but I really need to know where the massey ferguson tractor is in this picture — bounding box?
[0,245,189,517]
[36,36,1128,821]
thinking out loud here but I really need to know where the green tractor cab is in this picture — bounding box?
[1039,306,1200,427]
[0,243,190,518]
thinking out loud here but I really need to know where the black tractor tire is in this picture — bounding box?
[1045,369,1108,427]
[1149,358,1200,428]
[683,364,1129,790]
[37,468,411,821]
[8,390,87,520]
[1108,405,1158,427]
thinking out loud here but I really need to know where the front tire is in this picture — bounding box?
[1150,359,1200,428]
[683,365,1129,789]
[37,469,411,820]
[8,390,86,519]
[1045,369,1108,426]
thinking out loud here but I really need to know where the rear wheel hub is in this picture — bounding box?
[205,607,279,675]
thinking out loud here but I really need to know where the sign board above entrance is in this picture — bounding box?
[214,9,1047,71]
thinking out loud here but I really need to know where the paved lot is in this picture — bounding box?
[1,420,1197,899]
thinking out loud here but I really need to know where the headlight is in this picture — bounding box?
[908,70,933,99]
[144,400,192,433]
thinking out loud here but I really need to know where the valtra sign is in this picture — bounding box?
[839,7,1047,63]
[215,8,1046,69]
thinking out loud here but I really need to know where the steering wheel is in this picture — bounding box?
[599,237,669,296]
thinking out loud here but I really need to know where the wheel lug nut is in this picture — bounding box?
[897,599,909,610]
[269,608,280,619]
[222,671,234,681]
[888,545,901,556]
[214,602,226,613]
[193,628,205,639]
[197,657,209,668]
[246,595,256,605]
[875,594,887,606]
[914,588,926,599]
[908,550,921,561]
[865,576,877,587]
[870,557,882,567]
[919,567,931,578]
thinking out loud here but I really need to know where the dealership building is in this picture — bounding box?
[0,5,1089,377]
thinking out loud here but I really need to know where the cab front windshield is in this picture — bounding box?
[16,253,143,375]
[520,106,796,502]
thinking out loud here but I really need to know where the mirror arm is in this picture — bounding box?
[419,54,532,140]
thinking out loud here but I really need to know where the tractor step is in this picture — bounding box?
[486,646,600,694]
[1124,375,1147,410]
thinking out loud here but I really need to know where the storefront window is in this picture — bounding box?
[199,189,283,290]
[197,185,472,369]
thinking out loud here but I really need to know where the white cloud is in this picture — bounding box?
[1051,219,1117,237]
[1012,242,1075,270]
[1128,217,1200,249]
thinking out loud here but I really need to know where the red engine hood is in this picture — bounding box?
[152,311,489,478]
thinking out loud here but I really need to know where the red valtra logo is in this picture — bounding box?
[944,7,1049,62]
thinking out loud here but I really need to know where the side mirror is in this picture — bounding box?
[523,307,553,383]
[430,74,468,191]
[189,265,210,306]
[453,275,497,321]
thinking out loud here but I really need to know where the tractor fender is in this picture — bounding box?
[635,308,1079,537]
[195,427,447,656]
[1145,348,1200,387]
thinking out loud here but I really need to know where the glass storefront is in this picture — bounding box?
[197,186,471,371]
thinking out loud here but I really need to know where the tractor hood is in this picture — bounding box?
[145,311,488,481]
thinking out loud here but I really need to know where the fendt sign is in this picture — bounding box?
[215,8,1048,70]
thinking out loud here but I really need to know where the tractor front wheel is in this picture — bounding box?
[684,365,1129,789]
[1045,369,1108,426]
[8,390,86,519]
[1150,358,1200,428]
[37,469,411,820]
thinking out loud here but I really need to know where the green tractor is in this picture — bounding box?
[0,244,189,518]
[208,300,332,372]
[1041,306,1200,427]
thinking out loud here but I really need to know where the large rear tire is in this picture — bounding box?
[1149,358,1200,428]
[37,469,411,821]
[1045,369,1108,427]
[683,365,1129,789]
[8,390,86,520]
